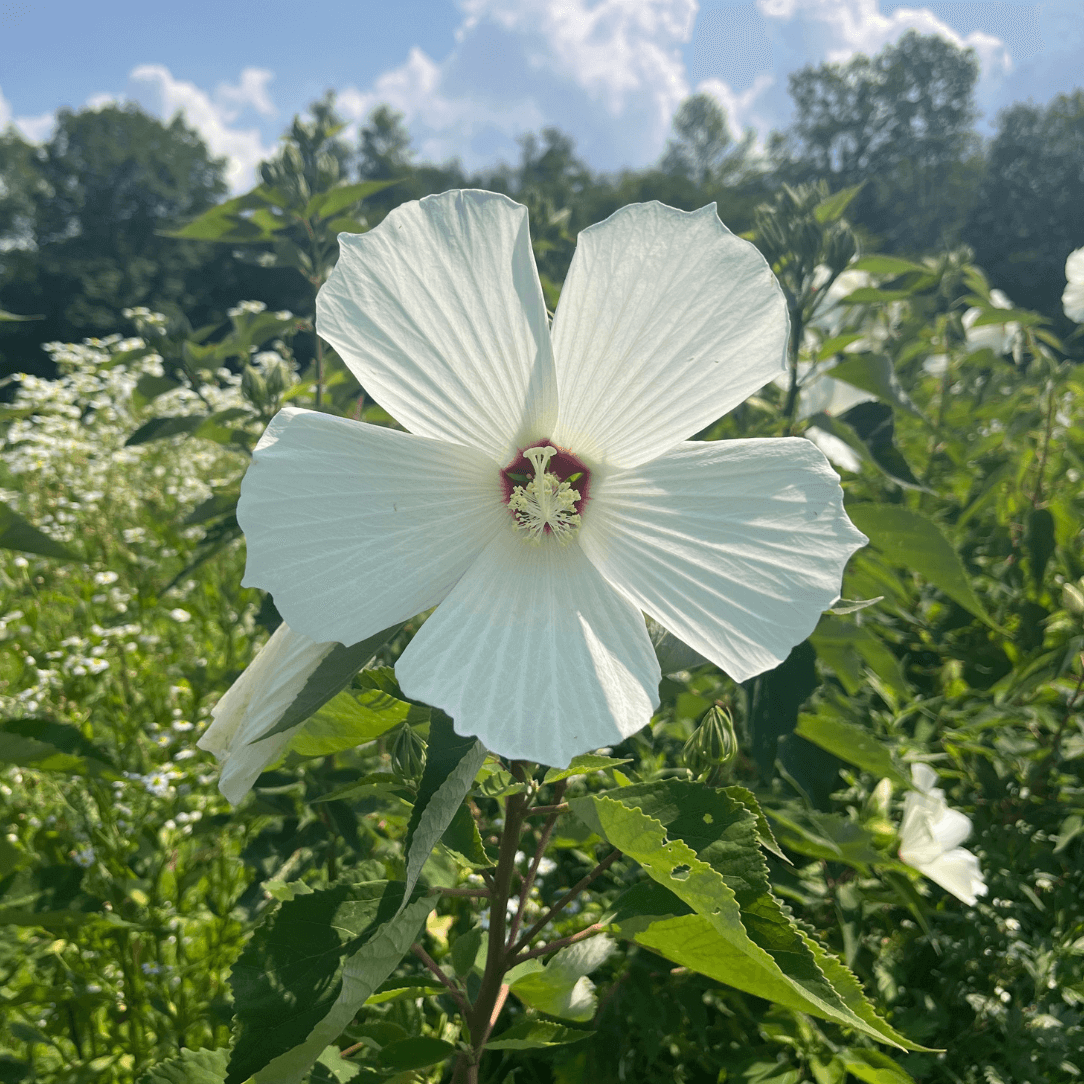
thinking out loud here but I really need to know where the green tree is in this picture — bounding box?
[661,92,755,187]
[358,104,413,181]
[778,31,982,254]
[0,104,245,380]
[965,90,1084,321]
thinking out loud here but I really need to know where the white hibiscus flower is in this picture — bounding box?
[203,190,866,791]
[1063,247,1084,324]
[898,763,987,906]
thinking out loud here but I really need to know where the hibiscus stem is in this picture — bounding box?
[462,762,530,1066]
[511,922,606,965]
[511,848,621,956]
[506,781,567,950]
[410,943,470,1018]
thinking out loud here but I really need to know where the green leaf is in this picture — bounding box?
[814,184,862,223]
[260,626,404,740]
[543,755,633,784]
[764,807,885,868]
[485,1018,594,1051]
[647,616,709,674]
[826,355,920,416]
[794,713,908,786]
[377,1036,455,1070]
[440,802,495,868]
[313,773,414,805]
[0,502,80,561]
[744,641,818,776]
[402,714,487,903]
[131,372,182,410]
[0,719,116,776]
[0,308,41,321]
[509,935,615,1021]
[845,504,995,627]
[723,785,788,861]
[810,614,908,699]
[306,180,394,221]
[226,879,437,1084]
[839,1048,916,1083]
[1025,508,1056,586]
[125,414,205,446]
[850,256,929,276]
[364,976,445,1005]
[288,687,427,758]
[184,489,239,526]
[573,781,921,1050]
[311,1046,360,1082]
[137,1047,229,1084]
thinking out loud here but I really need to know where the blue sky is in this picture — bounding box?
[1,0,1080,190]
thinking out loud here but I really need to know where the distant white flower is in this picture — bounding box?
[168,608,191,623]
[72,845,96,868]
[899,764,987,906]
[231,190,866,773]
[93,570,119,586]
[1063,247,1084,323]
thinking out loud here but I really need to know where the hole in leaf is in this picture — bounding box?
[703,813,714,825]
[670,864,691,881]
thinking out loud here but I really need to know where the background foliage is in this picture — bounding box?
[1,28,1082,1084]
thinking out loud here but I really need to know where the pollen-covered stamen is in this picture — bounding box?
[508,444,583,543]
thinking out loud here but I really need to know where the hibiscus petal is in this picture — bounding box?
[317,189,557,463]
[578,438,866,682]
[395,528,661,767]
[239,407,505,645]
[912,847,987,906]
[197,623,335,805]
[550,202,787,470]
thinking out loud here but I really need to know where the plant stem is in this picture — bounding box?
[506,782,567,950]
[410,943,470,1017]
[512,849,620,955]
[512,922,606,965]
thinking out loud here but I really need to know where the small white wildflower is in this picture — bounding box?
[93,571,119,586]
[168,608,192,623]
[72,846,96,868]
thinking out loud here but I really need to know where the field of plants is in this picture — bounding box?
[2,33,1083,1084]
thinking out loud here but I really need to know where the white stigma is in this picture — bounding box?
[509,445,582,544]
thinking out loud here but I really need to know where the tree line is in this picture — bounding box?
[1,30,1081,381]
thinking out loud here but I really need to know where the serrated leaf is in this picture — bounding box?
[846,504,995,627]
[543,755,632,784]
[795,712,908,786]
[723,785,788,861]
[839,1047,917,1083]
[288,687,427,758]
[402,714,487,905]
[829,598,883,615]
[226,879,436,1084]
[0,503,80,561]
[573,781,921,1050]
[260,627,403,740]
[485,1018,594,1051]
[136,1047,229,1084]
[364,976,445,1005]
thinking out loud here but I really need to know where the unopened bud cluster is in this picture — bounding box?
[683,704,738,783]
[392,724,426,780]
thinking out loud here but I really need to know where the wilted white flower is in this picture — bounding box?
[217,190,866,786]
[899,763,987,906]
[1063,247,1084,323]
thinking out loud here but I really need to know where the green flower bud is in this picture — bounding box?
[1063,581,1084,617]
[392,724,426,780]
[683,704,738,782]
[264,359,289,399]
[241,364,268,408]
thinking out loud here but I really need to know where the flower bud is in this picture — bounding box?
[241,364,268,408]
[392,724,426,780]
[263,359,290,399]
[1062,581,1084,617]
[683,704,737,782]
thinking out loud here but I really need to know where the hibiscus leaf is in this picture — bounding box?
[440,801,495,868]
[509,935,616,1022]
[0,502,80,562]
[377,1036,456,1071]
[287,687,428,758]
[485,1018,594,1050]
[136,1047,229,1083]
[225,879,436,1084]
[402,713,487,904]
[543,754,633,784]
[722,785,788,862]
[572,781,926,1051]
[845,504,996,627]
[260,625,403,740]
[811,614,909,699]
[796,711,909,787]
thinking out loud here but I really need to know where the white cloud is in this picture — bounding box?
[0,87,10,129]
[338,0,697,171]
[696,73,775,146]
[0,84,56,144]
[130,64,277,191]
